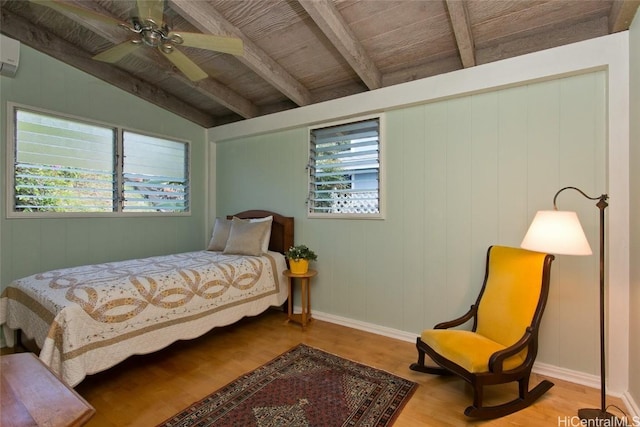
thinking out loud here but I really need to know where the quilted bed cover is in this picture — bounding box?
[0,250,288,387]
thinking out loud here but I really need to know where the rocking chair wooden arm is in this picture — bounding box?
[434,305,477,329]
[488,327,534,374]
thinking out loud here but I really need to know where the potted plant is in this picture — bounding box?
[285,244,318,274]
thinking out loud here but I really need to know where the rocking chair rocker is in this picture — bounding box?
[410,245,555,419]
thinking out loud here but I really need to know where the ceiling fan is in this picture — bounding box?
[31,0,243,81]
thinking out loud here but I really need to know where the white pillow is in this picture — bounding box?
[223,217,271,256]
[207,217,234,251]
[249,216,273,253]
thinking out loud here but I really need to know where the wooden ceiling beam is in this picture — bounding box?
[608,0,640,33]
[169,0,311,107]
[56,0,258,119]
[0,8,216,127]
[445,0,476,68]
[298,0,381,90]
[476,17,607,65]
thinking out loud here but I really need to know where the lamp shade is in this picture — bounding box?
[520,210,592,255]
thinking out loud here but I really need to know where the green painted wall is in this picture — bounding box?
[629,8,640,405]
[217,72,607,372]
[0,45,207,289]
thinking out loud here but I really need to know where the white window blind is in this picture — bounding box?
[308,117,381,217]
[123,131,189,212]
[13,109,116,212]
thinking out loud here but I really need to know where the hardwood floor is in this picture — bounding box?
[48,310,629,426]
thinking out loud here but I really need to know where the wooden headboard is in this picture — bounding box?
[229,210,294,255]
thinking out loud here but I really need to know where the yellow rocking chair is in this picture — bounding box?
[409,245,555,419]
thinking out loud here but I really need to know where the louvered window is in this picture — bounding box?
[12,108,116,213]
[122,132,189,212]
[308,116,383,218]
[9,104,190,216]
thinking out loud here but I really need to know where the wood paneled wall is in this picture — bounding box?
[216,71,606,375]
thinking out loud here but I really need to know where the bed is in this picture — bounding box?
[0,210,294,387]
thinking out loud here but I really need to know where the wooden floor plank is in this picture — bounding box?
[28,310,629,426]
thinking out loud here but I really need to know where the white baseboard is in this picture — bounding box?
[622,391,640,421]
[531,362,638,418]
[532,362,602,391]
[308,308,639,419]
[310,310,416,343]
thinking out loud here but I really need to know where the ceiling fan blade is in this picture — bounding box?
[161,48,208,82]
[137,0,165,26]
[93,42,141,63]
[171,32,244,56]
[29,0,122,26]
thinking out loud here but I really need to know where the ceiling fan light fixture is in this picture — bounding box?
[121,17,177,51]
[142,30,162,47]
[169,33,183,45]
[119,22,140,34]
[142,18,159,30]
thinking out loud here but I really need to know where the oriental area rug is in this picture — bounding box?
[157,344,417,427]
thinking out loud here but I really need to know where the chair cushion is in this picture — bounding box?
[421,329,526,373]
[476,246,547,348]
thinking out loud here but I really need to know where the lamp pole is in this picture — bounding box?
[553,187,612,422]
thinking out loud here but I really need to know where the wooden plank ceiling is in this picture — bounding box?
[1,0,638,128]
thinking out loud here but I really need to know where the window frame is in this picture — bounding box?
[307,114,385,220]
[6,102,191,218]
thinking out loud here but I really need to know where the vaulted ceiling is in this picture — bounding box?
[1,0,638,128]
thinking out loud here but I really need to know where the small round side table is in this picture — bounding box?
[283,269,317,328]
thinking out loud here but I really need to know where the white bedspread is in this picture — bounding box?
[0,250,287,387]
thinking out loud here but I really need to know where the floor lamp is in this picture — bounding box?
[520,186,617,423]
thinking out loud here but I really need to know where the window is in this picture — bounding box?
[12,108,116,213]
[307,116,383,218]
[8,104,189,216]
[122,131,189,212]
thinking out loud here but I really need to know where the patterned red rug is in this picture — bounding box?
[157,344,417,427]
